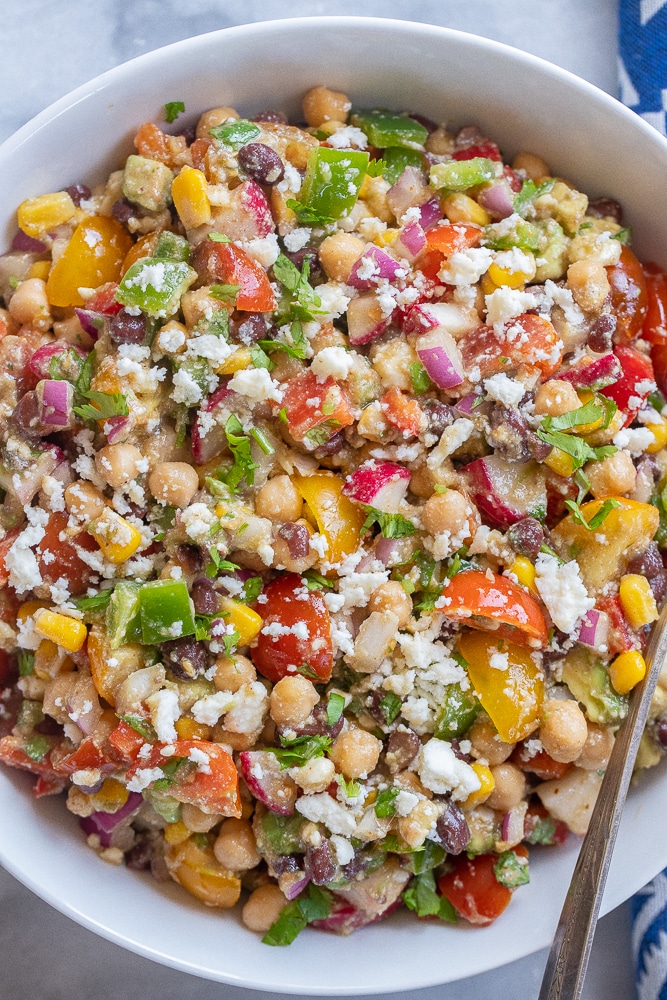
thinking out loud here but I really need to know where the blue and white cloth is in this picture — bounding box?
[633,874,667,1000]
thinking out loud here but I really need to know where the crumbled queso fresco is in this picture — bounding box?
[2,83,667,945]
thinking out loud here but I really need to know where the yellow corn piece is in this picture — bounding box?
[543,447,575,478]
[442,192,491,226]
[33,609,87,653]
[646,418,667,454]
[171,166,212,230]
[164,821,191,846]
[510,556,537,593]
[609,649,646,695]
[374,228,399,247]
[91,509,143,564]
[619,574,659,629]
[217,347,252,375]
[487,261,529,289]
[176,717,211,741]
[91,778,129,812]
[17,191,76,238]
[28,261,51,281]
[465,762,495,806]
[217,596,263,646]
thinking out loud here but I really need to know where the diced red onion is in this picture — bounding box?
[104,416,130,444]
[79,792,143,848]
[577,608,610,651]
[455,392,485,414]
[501,801,528,847]
[11,231,47,254]
[346,291,392,346]
[281,872,311,901]
[278,521,310,559]
[416,328,465,389]
[386,166,429,219]
[417,197,444,230]
[36,379,73,427]
[477,179,516,219]
[374,536,398,565]
[29,342,87,380]
[74,308,108,340]
[392,219,426,261]
[348,244,406,289]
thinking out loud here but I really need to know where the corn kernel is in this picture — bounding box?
[17,191,76,238]
[374,228,399,247]
[609,650,646,695]
[442,192,491,226]
[176,717,211,741]
[28,261,51,281]
[91,509,143,564]
[619,574,659,629]
[487,262,529,289]
[217,347,252,375]
[510,556,537,593]
[171,166,212,230]
[544,447,575,478]
[465,762,495,805]
[164,822,191,846]
[217,596,263,646]
[33,609,88,653]
[646,418,667,454]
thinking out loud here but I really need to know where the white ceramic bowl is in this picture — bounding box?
[2,16,667,995]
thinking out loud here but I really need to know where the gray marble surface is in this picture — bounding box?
[0,2,637,998]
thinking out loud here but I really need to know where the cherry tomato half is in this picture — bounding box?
[252,572,333,684]
[606,245,648,343]
[443,570,549,647]
[438,853,512,926]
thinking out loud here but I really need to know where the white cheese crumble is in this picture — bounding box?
[484,286,537,330]
[483,372,526,406]
[181,503,217,545]
[438,247,493,285]
[283,228,311,252]
[5,506,49,594]
[534,553,595,634]
[170,368,204,407]
[426,418,474,470]
[418,739,481,801]
[238,233,281,269]
[310,346,355,381]
[227,367,284,403]
[145,688,181,743]
[295,792,357,836]
[613,426,655,455]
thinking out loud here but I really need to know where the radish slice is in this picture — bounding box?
[36,379,73,428]
[403,301,480,339]
[392,219,426,262]
[477,179,516,219]
[342,460,411,512]
[577,608,610,651]
[462,455,547,530]
[416,327,465,389]
[191,384,234,465]
[346,291,392,346]
[348,244,407,289]
[11,231,47,254]
[557,353,623,390]
[500,801,528,848]
[238,750,298,816]
[29,342,87,380]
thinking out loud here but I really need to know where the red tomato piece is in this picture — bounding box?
[452,140,502,162]
[0,734,60,781]
[523,803,569,846]
[198,242,275,312]
[606,245,648,343]
[438,853,512,926]
[34,511,98,597]
[425,222,482,256]
[600,345,654,427]
[381,386,426,437]
[511,743,572,780]
[651,343,667,399]
[54,735,118,777]
[596,595,643,654]
[125,739,241,816]
[106,720,146,766]
[252,572,333,684]
[0,527,21,587]
[84,281,123,315]
[442,570,549,648]
[459,313,562,379]
[279,369,354,445]
[642,263,667,344]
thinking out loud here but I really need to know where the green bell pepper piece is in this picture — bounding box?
[351,109,429,149]
[434,683,480,739]
[298,146,370,221]
[154,230,191,262]
[380,147,425,185]
[483,216,544,252]
[138,579,196,644]
[429,157,498,192]
[260,812,305,855]
[116,257,197,318]
[106,580,143,649]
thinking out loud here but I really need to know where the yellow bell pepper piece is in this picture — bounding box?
[543,446,576,478]
[487,261,529,289]
[171,166,212,230]
[442,192,491,226]
[217,347,252,375]
[175,717,211,741]
[164,821,191,846]
[17,191,76,237]
[91,778,130,813]
[293,473,366,564]
[465,762,495,806]
[609,650,646,695]
[28,261,51,281]
[619,574,659,629]
[646,418,667,454]
[510,556,537,594]
[17,599,48,623]
[33,609,87,653]
[46,215,133,308]
[217,596,263,646]
[458,631,544,743]
[90,509,143,564]
[165,837,241,907]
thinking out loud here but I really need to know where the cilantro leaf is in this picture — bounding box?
[272,253,324,322]
[563,497,622,530]
[239,576,263,603]
[409,361,432,396]
[250,345,275,371]
[365,158,387,178]
[611,226,632,244]
[205,548,239,579]
[73,390,129,422]
[118,714,157,741]
[302,570,334,590]
[326,692,345,727]
[361,507,416,538]
[262,885,333,946]
[402,870,457,922]
[541,396,613,432]
[337,774,362,798]
[71,590,113,611]
[379,691,402,725]
[17,651,34,677]
[259,319,308,360]
[374,787,400,818]
[270,734,333,770]
[164,101,185,124]
[222,629,240,657]
[223,414,258,491]
[210,283,241,304]
[536,426,617,472]
[513,177,555,217]
[285,198,335,227]
[303,419,342,447]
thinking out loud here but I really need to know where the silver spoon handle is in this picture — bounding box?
[538,612,667,1000]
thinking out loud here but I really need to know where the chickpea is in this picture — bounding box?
[566,259,611,313]
[181,802,222,833]
[213,729,256,751]
[370,338,420,392]
[64,481,107,520]
[148,461,199,507]
[533,379,582,417]
[511,151,550,181]
[213,817,261,871]
[95,443,143,489]
[8,277,51,330]
[213,654,256,693]
[254,475,302,523]
[269,675,319,728]
[368,581,413,628]
[421,489,471,539]
[302,86,351,127]
[292,756,336,792]
[356,400,392,442]
[329,726,382,779]
[576,722,615,770]
[196,105,239,139]
[397,799,440,849]
[309,322,349,355]
[181,287,225,328]
[425,127,455,156]
[242,884,288,934]
[584,449,636,499]
[486,763,526,813]
[468,715,515,765]
[539,698,588,763]
[270,353,304,383]
[318,232,365,283]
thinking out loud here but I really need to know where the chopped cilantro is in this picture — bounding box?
[302,570,334,590]
[8,275,19,290]
[513,177,555,217]
[277,407,288,424]
[493,849,530,888]
[250,345,275,371]
[611,227,632,243]
[205,548,239,579]
[164,100,185,123]
[285,198,335,227]
[223,414,258,491]
[304,419,341,447]
[536,417,617,472]
[525,815,559,845]
[22,734,51,763]
[361,507,416,538]
[17,651,35,677]
[365,158,387,178]
[446,552,477,578]
[239,576,263,603]
[209,118,261,149]
[249,426,275,455]
[326,692,345,727]
[73,390,129,423]
[71,589,113,611]
[208,232,232,243]
[379,691,402,725]
[272,254,324,322]
[210,283,241,305]
[153,756,190,791]
[295,662,322,681]
[337,774,362,798]
[564,496,622,531]
[118,714,157,741]
[222,628,241,657]
[262,885,333,946]
[408,840,446,874]
[402,870,457,922]
[374,787,400,818]
[270,734,333,769]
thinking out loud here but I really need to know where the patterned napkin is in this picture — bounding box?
[620,6,667,996]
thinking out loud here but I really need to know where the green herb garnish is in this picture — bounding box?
[262,885,333,946]
[164,101,185,124]
[361,507,416,539]
[326,692,345,727]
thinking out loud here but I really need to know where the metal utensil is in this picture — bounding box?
[538,606,667,1000]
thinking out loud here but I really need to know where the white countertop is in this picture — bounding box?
[0,2,637,998]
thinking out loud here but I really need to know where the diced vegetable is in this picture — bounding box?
[298,146,369,221]
[138,579,196,644]
[252,573,333,684]
[351,109,429,149]
[46,217,133,308]
[443,571,549,648]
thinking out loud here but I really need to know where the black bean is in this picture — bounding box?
[179,125,197,147]
[422,398,456,438]
[285,247,321,279]
[277,521,310,559]
[655,717,667,750]
[283,701,344,740]
[409,113,438,134]
[237,143,285,186]
[176,544,205,575]
[65,184,91,206]
[385,729,420,773]
[252,110,288,125]
[435,802,470,855]
[650,570,667,607]
[313,430,346,458]
[111,198,136,224]
[191,577,219,616]
[305,840,336,885]
[507,517,545,559]
[110,309,146,344]
[627,543,664,578]
[270,853,302,875]
[125,836,153,871]
[588,314,616,353]
[587,198,623,224]
[229,312,268,346]
[488,405,531,462]
[160,638,208,679]
[10,391,45,438]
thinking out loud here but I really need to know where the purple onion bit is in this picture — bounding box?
[79,791,143,848]
[65,183,92,206]
[36,379,74,429]
[11,231,47,254]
